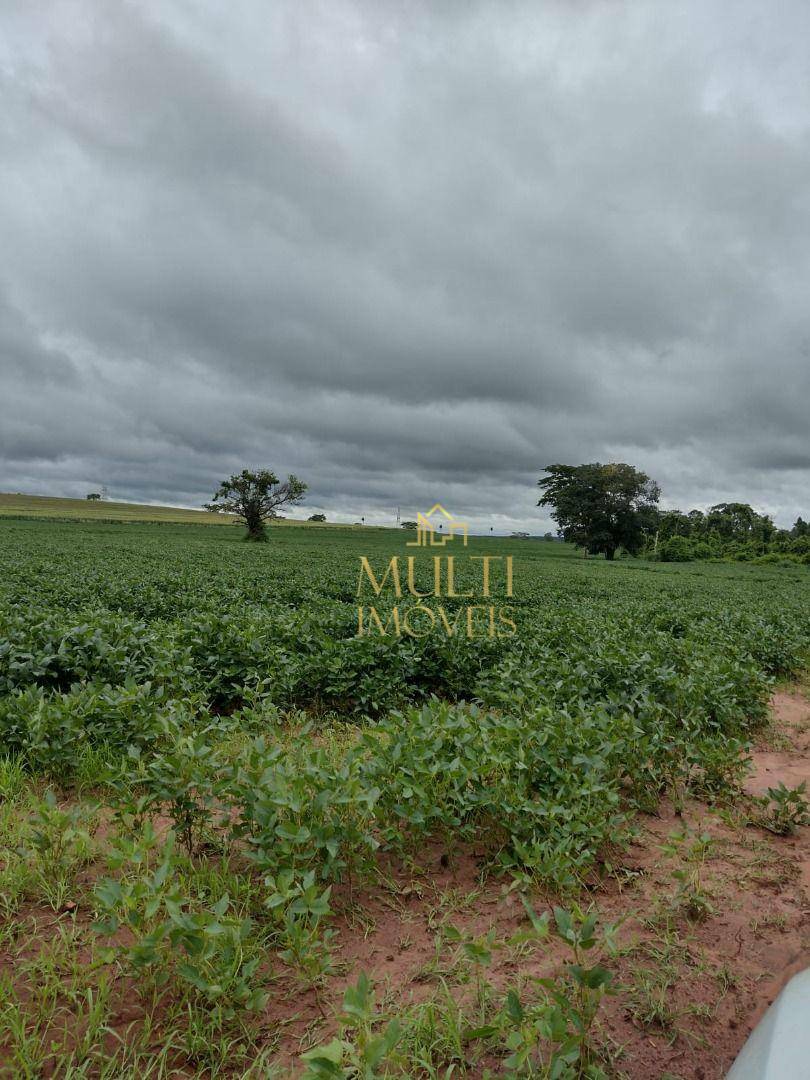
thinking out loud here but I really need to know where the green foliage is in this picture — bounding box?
[226,732,381,881]
[300,973,402,1078]
[0,680,199,779]
[659,827,715,922]
[1,519,807,893]
[15,788,97,909]
[128,728,224,854]
[752,781,810,835]
[470,903,618,1078]
[538,462,660,559]
[301,906,618,1078]
[93,828,268,1018]
[23,788,96,880]
[1,517,809,1074]
[652,501,810,563]
[658,535,696,562]
[206,468,307,541]
[265,869,337,986]
[361,699,629,890]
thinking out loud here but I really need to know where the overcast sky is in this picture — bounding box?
[1,1,809,532]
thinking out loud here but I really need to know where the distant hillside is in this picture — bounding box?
[0,492,356,528]
[0,492,240,525]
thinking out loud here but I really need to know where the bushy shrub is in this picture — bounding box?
[658,536,695,562]
[751,552,802,566]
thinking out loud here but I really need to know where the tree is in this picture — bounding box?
[308,513,327,522]
[400,520,418,530]
[687,509,706,536]
[704,502,775,550]
[706,502,756,540]
[538,463,660,560]
[86,492,101,501]
[205,469,307,542]
[658,510,692,540]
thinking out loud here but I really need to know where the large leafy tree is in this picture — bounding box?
[538,463,660,560]
[205,469,307,542]
[706,502,775,544]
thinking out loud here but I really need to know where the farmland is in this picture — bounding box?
[1,517,809,1078]
[0,492,244,526]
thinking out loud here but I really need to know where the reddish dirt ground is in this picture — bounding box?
[269,689,810,1078]
[2,690,809,1078]
[245,690,810,1077]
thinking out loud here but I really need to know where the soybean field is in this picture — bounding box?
[1,517,809,1078]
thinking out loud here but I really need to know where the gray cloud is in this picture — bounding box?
[1,0,809,532]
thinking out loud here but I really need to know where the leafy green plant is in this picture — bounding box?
[753,781,810,835]
[18,789,97,909]
[660,827,715,922]
[300,972,402,1078]
[444,923,498,1016]
[494,904,617,1078]
[264,868,336,987]
[25,789,96,875]
[129,729,223,855]
[223,732,381,902]
[93,828,268,1018]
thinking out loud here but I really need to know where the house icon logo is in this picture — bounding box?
[406,504,468,547]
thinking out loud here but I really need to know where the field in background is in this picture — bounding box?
[0,493,558,538]
[0,491,361,527]
[0,491,241,524]
[0,517,808,1077]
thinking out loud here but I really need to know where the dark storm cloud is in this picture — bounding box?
[1,0,810,531]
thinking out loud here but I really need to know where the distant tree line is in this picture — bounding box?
[652,504,810,564]
[539,463,809,565]
[205,462,807,563]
